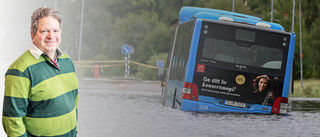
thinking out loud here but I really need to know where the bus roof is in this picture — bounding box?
[179,6,284,31]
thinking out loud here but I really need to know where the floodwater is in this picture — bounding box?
[78,79,320,137]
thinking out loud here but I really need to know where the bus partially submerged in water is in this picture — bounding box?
[160,7,295,114]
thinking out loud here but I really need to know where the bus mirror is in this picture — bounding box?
[157,67,165,78]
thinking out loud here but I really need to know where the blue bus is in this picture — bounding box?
[160,7,295,114]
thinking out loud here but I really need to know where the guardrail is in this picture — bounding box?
[74,60,158,69]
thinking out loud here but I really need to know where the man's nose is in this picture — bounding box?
[46,31,54,38]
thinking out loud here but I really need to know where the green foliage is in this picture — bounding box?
[58,0,113,61]
[135,23,171,62]
[154,0,182,23]
[305,18,320,78]
[246,0,270,14]
[113,12,159,49]
[55,0,320,80]
[296,1,320,79]
[204,0,251,14]
[303,0,319,32]
[182,0,206,7]
[109,0,156,20]
[98,11,163,75]
[135,53,168,80]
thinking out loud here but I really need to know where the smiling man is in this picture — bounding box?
[2,7,79,137]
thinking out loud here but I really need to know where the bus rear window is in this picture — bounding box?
[202,38,283,69]
[235,29,256,42]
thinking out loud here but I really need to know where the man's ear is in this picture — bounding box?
[30,32,34,40]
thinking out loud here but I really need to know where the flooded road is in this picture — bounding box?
[78,79,320,137]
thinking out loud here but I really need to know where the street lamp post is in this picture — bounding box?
[77,0,85,77]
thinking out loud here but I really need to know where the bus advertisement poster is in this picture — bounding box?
[193,65,284,106]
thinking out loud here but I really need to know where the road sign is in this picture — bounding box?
[157,60,164,67]
[121,45,131,55]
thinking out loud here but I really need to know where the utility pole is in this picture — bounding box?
[232,0,234,12]
[271,0,273,22]
[292,0,295,32]
[299,0,303,88]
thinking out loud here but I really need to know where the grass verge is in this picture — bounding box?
[291,79,320,97]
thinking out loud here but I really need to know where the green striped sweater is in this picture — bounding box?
[2,50,79,137]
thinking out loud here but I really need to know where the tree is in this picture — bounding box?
[108,0,156,20]
[55,0,320,79]
[135,53,168,80]
[204,0,251,14]
[154,0,182,24]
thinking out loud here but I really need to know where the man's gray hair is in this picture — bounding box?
[30,6,63,36]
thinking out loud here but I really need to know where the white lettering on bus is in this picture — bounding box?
[199,105,209,110]
[202,82,236,92]
[203,77,211,82]
[211,78,220,84]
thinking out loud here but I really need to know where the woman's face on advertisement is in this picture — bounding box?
[258,78,268,91]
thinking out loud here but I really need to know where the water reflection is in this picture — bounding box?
[290,98,320,112]
[78,80,320,137]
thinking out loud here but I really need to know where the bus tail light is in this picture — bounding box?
[182,82,198,101]
[271,97,288,114]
